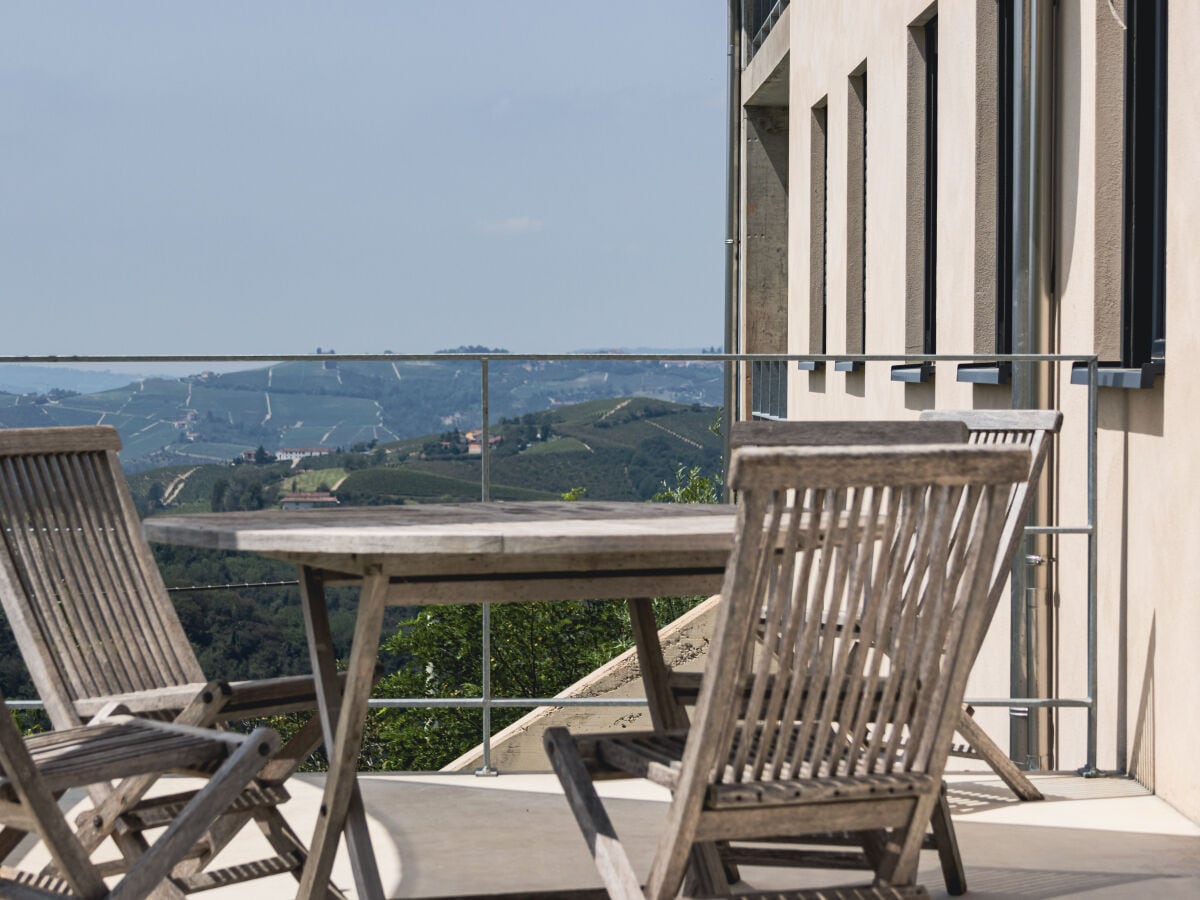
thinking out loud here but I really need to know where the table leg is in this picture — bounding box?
[297,567,388,900]
[626,598,689,732]
[628,597,727,895]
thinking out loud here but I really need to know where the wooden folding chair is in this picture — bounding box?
[546,443,1031,899]
[918,409,1063,800]
[698,414,1060,800]
[0,685,279,899]
[668,413,1061,893]
[0,426,345,897]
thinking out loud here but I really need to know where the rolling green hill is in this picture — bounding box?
[123,395,722,516]
[336,468,558,504]
[394,398,722,500]
[0,356,722,470]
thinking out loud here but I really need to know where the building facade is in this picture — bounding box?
[731,1,1198,821]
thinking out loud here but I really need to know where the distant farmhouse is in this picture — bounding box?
[276,447,336,463]
[462,429,503,456]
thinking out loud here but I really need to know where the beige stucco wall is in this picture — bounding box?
[772,0,1014,745]
[735,0,1200,822]
[1133,0,1200,822]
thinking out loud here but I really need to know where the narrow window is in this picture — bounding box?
[810,101,829,355]
[743,102,790,417]
[903,9,938,373]
[996,0,1014,355]
[923,17,938,356]
[847,70,867,355]
[1122,0,1167,366]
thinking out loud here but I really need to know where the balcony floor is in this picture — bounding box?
[14,767,1200,898]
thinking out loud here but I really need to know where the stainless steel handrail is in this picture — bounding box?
[0,350,1100,776]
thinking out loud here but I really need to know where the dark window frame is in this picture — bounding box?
[996,0,1015,356]
[923,16,938,355]
[820,105,828,355]
[810,101,829,357]
[848,69,867,355]
[861,72,867,352]
[1121,0,1168,367]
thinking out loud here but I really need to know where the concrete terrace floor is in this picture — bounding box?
[15,767,1200,898]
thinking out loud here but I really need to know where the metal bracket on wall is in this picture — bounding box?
[957,361,1013,384]
[890,362,935,383]
[1070,360,1163,390]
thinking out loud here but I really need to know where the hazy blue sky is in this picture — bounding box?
[0,3,727,357]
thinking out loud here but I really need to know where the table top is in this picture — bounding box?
[143,501,740,591]
[143,501,737,554]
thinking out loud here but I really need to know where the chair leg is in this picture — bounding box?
[930,783,966,896]
[955,707,1044,801]
[860,829,889,870]
[172,712,346,897]
[251,805,349,900]
[544,727,643,900]
[58,783,188,899]
[716,842,741,887]
[681,842,733,898]
[107,728,278,900]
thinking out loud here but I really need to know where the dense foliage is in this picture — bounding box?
[368,600,633,771]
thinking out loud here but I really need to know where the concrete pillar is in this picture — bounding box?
[742,106,790,358]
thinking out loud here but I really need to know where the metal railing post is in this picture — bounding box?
[476,356,497,775]
[1082,357,1100,776]
[475,600,497,776]
[480,357,491,503]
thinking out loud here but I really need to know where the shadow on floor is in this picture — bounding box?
[946,865,1186,898]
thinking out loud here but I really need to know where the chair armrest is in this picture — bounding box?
[73,683,217,720]
[216,669,383,720]
[71,668,382,723]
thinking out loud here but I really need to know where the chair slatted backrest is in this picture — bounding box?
[677,444,1029,801]
[0,427,204,728]
[731,418,970,450]
[919,410,1062,647]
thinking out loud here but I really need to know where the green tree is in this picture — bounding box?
[147,481,165,509]
[652,464,721,504]
[239,482,265,510]
[210,479,228,512]
[368,600,630,771]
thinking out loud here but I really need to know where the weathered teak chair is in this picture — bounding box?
[546,443,1031,899]
[0,685,279,899]
[918,409,1063,800]
[668,414,1061,893]
[0,426,344,896]
[718,413,1062,802]
[669,421,973,889]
